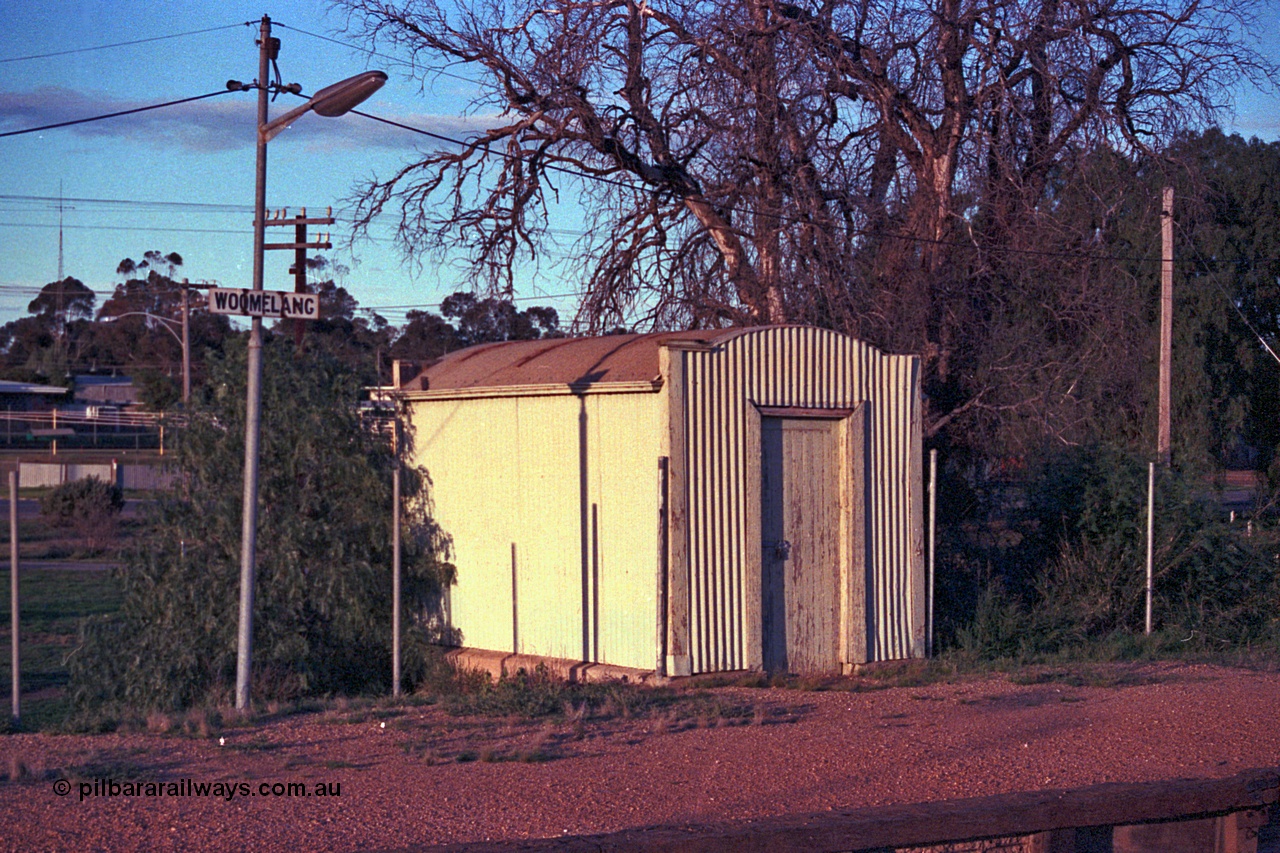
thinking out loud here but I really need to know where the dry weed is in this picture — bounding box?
[145,711,173,734]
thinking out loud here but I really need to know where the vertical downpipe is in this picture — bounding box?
[591,504,600,663]
[657,457,669,677]
[578,396,591,663]
[511,542,519,655]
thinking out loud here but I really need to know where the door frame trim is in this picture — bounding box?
[744,403,868,673]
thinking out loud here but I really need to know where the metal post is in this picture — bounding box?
[181,281,191,404]
[928,448,937,658]
[10,469,20,725]
[1158,187,1173,467]
[236,14,272,711]
[392,418,402,697]
[1145,462,1155,635]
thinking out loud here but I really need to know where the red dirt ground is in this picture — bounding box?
[2,661,1278,851]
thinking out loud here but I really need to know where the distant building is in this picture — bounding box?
[402,326,925,680]
[0,380,68,412]
[73,375,139,406]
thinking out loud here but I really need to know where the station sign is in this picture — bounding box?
[208,288,320,320]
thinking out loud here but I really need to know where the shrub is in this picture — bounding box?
[39,476,125,553]
[942,443,1280,660]
[69,339,455,711]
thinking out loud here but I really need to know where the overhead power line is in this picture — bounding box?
[0,23,249,63]
[0,222,251,237]
[0,194,255,214]
[0,90,237,138]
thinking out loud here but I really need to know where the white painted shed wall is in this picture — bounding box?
[408,391,662,671]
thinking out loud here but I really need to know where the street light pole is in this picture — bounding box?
[232,18,387,711]
[235,14,273,711]
[98,311,190,405]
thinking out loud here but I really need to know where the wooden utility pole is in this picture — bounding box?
[1158,187,1174,467]
[293,211,308,349]
[268,206,333,351]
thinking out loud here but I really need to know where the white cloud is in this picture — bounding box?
[0,85,498,152]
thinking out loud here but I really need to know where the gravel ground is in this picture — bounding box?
[2,661,1279,851]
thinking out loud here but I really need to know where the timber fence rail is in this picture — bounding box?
[422,767,1279,853]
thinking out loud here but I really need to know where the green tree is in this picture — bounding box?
[70,337,454,710]
[0,277,96,381]
[389,308,458,363]
[277,258,395,384]
[1162,130,1280,474]
[27,277,96,329]
[386,292,562,369]
[87,251,232,385]
[441,291,560,347]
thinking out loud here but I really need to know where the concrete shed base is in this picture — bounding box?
[441,647,661,685]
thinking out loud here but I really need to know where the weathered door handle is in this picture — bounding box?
[765,539,792,560]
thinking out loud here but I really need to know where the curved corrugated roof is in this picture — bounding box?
[407,328,763,393]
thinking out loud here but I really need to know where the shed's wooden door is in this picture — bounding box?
[760,416,841,674]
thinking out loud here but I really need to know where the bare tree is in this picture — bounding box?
[336,0,1273,445]
[339,0,877,328]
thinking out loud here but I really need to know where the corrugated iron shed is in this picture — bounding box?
[404,326,924,677]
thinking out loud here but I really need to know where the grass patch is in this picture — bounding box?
[1007,666,1158,689]
[1,565,122,732]
[682,659,968,694]
[4,512,140,561]
[942,625,1280,675]
[426,664,756,730]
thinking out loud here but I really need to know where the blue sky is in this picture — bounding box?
[2,0,1278,331]
[0,0,582,330]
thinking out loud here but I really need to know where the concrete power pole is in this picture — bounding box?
[1158,187,1173,467]
[236,14,273,711]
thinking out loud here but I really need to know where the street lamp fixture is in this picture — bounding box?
[99,309,190,404]
[258,71,388,142]
[234,15,385,710]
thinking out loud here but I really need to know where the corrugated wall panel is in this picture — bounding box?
[413,397,526,655]
[590,393,663,669]
[680,327,921,672]
[513,395,585,663]
[411,392,660,671]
